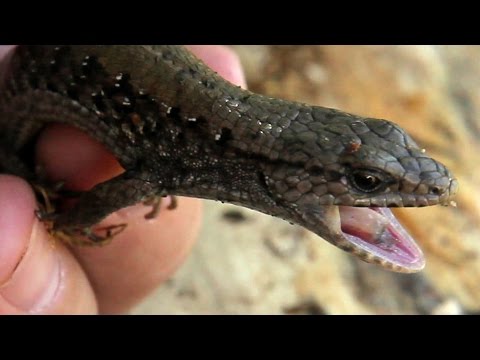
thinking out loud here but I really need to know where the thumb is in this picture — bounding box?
[0,175,98,314]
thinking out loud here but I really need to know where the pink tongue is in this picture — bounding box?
[339,207,425,270]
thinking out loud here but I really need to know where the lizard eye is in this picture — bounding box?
[349,169,385,193]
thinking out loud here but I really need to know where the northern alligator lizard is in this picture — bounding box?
[0,45,458,273]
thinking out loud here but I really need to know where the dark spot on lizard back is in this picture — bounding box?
[215,128,232,146]
[66,82,79,101]
[81,55,104,77]
[92,91,107,112]
[46,81,58,93]
[167,107,181,121]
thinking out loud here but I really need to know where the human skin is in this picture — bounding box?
[0,45,247,314]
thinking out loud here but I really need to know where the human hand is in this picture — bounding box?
[0,45,246,314]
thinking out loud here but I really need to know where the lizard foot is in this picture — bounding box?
[49,223,127,247]
[36,207,127,247]
[143,195,178,219]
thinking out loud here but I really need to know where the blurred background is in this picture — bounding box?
[133,45,479,314]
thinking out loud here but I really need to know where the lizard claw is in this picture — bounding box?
[143,195,178,219]
[48,223,128,247]
[32,180,127,246]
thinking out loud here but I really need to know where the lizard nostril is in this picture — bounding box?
[430,186,442,196]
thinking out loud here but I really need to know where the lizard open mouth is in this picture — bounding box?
[338,206,425,272]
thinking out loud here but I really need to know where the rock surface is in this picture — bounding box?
[133,46,478,314]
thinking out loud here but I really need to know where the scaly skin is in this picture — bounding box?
[0,45,458,272]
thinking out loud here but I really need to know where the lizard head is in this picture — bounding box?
[262,115,458,273]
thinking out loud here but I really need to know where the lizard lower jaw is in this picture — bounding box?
[339,206,425,272]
